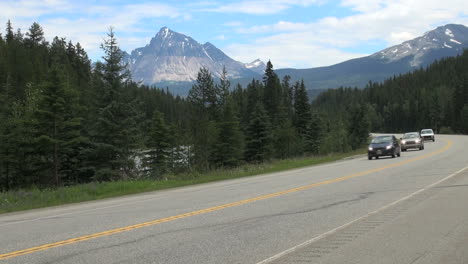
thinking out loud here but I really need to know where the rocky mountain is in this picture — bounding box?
[124,27,264,85]
[274,24,468,90]
[124,24,468,97]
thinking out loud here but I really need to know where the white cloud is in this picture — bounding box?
[224,0,468,68]
[0,1,189,60]
[202,0,324,15]
[224,32,368,68]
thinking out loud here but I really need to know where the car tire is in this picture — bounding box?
[397,151,401,157]
[376,156,379,159]
[392,151,396,158]
[402,149,406,152]
[368,156,372,160]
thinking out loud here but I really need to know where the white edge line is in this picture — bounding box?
[256,165,468,264]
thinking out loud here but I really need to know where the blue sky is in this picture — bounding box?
[2,0,468,68]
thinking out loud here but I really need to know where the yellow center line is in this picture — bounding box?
[0,139,453,260]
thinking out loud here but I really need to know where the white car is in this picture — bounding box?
[420,129,435,142]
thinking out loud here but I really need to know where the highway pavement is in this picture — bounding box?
[1,134,468,263]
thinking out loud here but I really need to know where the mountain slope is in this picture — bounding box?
[125,27,263,84]
[275,24,468,89]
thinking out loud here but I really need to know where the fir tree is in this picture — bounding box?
[25,22,44,46]
[211,100,244,167]
[293,80,310,138]
[347,105,370,150]
[143,110,172,178]
[245,103,273,163]
[263,60,282,123]
[305,111,323,154]
[91,27,137,180]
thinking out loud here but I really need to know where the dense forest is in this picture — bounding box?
[313,50,468,134]
[1,21,466,191]
[0,21,370,191]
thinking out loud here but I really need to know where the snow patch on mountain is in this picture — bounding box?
[125,27,263,83]
[372,24,468,67]
[445,28,454,37]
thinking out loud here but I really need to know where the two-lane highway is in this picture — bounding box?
[1,135,468,263]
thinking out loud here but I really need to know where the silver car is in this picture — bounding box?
[401,132,424,151]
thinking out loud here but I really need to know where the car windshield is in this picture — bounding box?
[371,136,393,144]
[403,133,419,139]
[421,129,433,134]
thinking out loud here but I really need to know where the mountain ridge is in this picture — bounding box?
[124,24,468,96]
[124,27,265,84]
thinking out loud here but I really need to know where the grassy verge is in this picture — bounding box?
[0,149,365,214]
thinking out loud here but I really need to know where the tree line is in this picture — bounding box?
[313,50,468,135]
[0,21,370,191]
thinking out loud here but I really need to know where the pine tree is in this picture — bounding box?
[348,105,370,150]
[218,66,230,108]
[6,20,14,43]
[91,27,137,180]
[143,110,172,178]
[188,67,220,120]
[272,106,298,159]
[211,100,244,167]
[34,67,86,186]
[25,22,44,46]
[293,80,310,138]
[304,111,323,154]
[263,60,282,123]
[245,103,273,163]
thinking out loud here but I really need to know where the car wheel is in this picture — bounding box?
[397,151,401,157]
[419,146,423,150]
[368,156,372,160]
[402,149,406,152]
[376,156,379,159]
[392,151,396,158]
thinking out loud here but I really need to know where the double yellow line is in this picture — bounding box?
[0,139,453,260]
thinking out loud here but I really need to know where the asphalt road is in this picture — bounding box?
[1,134,468,264]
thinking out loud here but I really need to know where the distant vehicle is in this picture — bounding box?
[401,132,424,151]
[368,135,401,160]
[420,129,435,141]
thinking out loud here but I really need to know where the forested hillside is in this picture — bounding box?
[0,21,369,191]
[313,50,468,134]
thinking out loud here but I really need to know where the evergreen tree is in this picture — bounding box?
[143,110,172,178]
[91,27,137,180]
[245,103,273,162]
[6,20,14,43]
[218,66,230,107]
[347,105,370,150]
[293,80,310,137]
[263,60,282,123]
[304,111,324,154]
[211,100,244,167]
[188,67,220,120]
[272,106,298,159]
[34,67,84,186]
[25,22,45,46]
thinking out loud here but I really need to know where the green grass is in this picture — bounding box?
[0,149,365,214]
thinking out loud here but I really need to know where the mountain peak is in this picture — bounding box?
[126,27,261,84]
[372,24,468,66]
